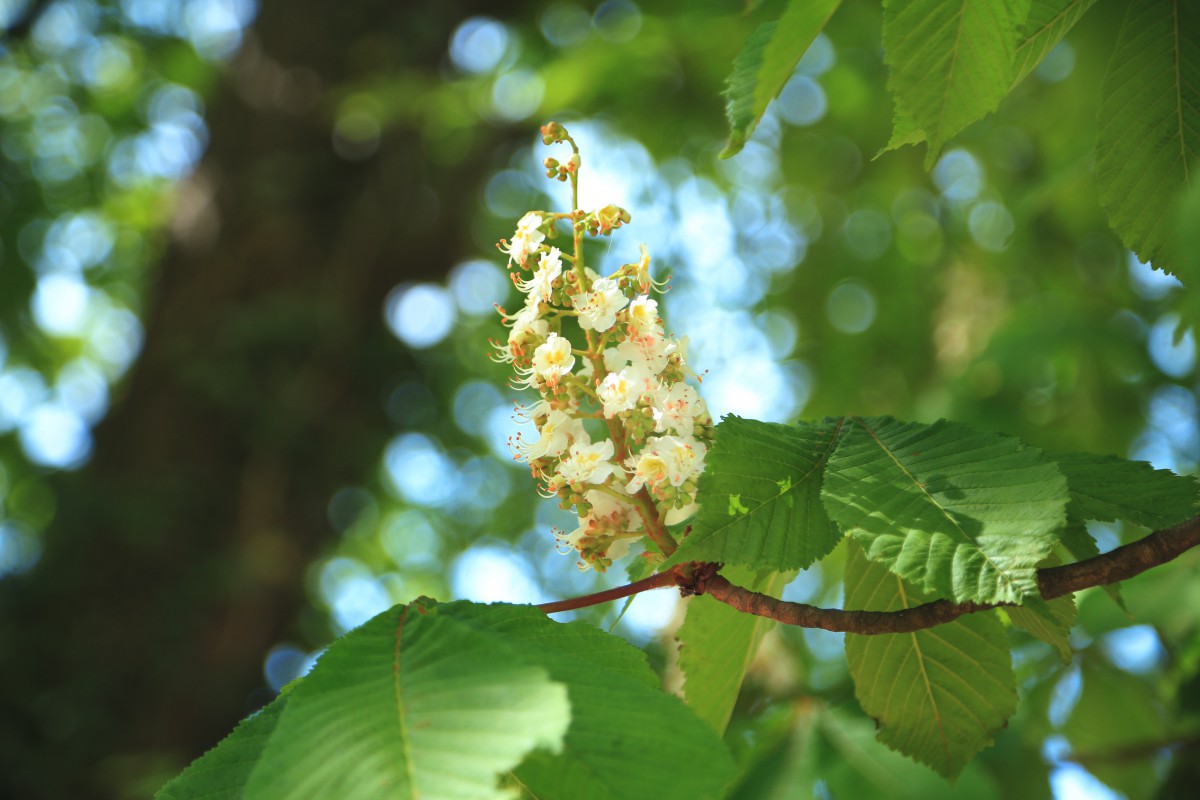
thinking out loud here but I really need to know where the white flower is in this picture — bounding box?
[631,243,669,294]
[624,446,668,495]
[555,488,643,567]
[574,277,629,332]
[531,332,575,386]
[652,382,702,435]
[607,334,670,376]
[558,440,621,486]
[516,409,588,461]
[624,295,663,340]
[626,434,706,494]
[502,303,549,361]
[516,247,563,302]
[501,212,545,266]
[597,365,655,418]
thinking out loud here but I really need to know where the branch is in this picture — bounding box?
[535,565,684,614]
[703,514,1200,634]
[536,515,1200,633]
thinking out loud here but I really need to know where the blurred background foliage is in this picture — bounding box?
[0,0,1196,798]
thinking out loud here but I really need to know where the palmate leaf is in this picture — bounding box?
[844,542,1018,779]
[719,0,843,158]
[447,603,737,800]
[821,416,1067,604]
[676,565,793,734]
[666,416,843,571]
[247,602,571,799]
[1095,0,1200,276]
[882,0,1031,165]
[1055,451,1199,529]
[162,600,736,800]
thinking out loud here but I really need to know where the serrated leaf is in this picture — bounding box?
[1095,0,1200,275]
[880,0,1095,156]
[720,0,843,158]
[1055,451,1199,529]
[844,541,1017,779]
[244,602,571,800]
[822,416,1067,604]
[878,104,927,157]
[666,416,843,570]
[447,603,737,800]
[1006,594,1077,664]
[157,696,287,799]
[883,0,1032,166]
[1011,0,1098,87]
[677,565,792,734]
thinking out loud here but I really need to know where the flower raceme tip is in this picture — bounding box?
[495,122,712,571]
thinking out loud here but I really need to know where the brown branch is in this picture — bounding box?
[536,515,1200,633]
[704,514,1200,634]
[536,564,684,614]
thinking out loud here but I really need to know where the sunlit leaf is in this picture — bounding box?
[1095,0,1200,276]
[720,0,843,158]
[666,416,843,570]
[243,601,571,799]
[822,416,1067,604]
[844,542,1018,779]
[883,0,1032,165]
[883,0,1097,155]
[447,603,737,800]
[677,565,792,733]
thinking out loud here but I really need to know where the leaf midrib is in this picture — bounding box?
[854,417,1026,600]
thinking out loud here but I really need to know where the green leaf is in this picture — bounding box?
[244,602,571,800]
[447,603,737,800]
[822,416,1067,604]
[878,104,927,156]
[1011,0,1098,87]
[844,541,1018,779]
[1095,0,1200,275]
[726,704,1004,799]
[1055,451,1199,529]
[665,416,843,570]
[677,565,793,734]
[880,0,1095,156]
[157,696,287,799]
[1006,594,1077,664]
[719,0,843,158]
[883,0,1032,166]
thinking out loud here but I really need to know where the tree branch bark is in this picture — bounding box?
[539,515,1200,634]
[701,514,1200,634]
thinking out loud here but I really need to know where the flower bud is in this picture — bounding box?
[541,121,565,144]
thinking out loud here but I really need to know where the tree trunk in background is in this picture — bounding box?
[0,2,520,796]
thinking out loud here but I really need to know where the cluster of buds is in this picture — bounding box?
[494,122,713,571]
